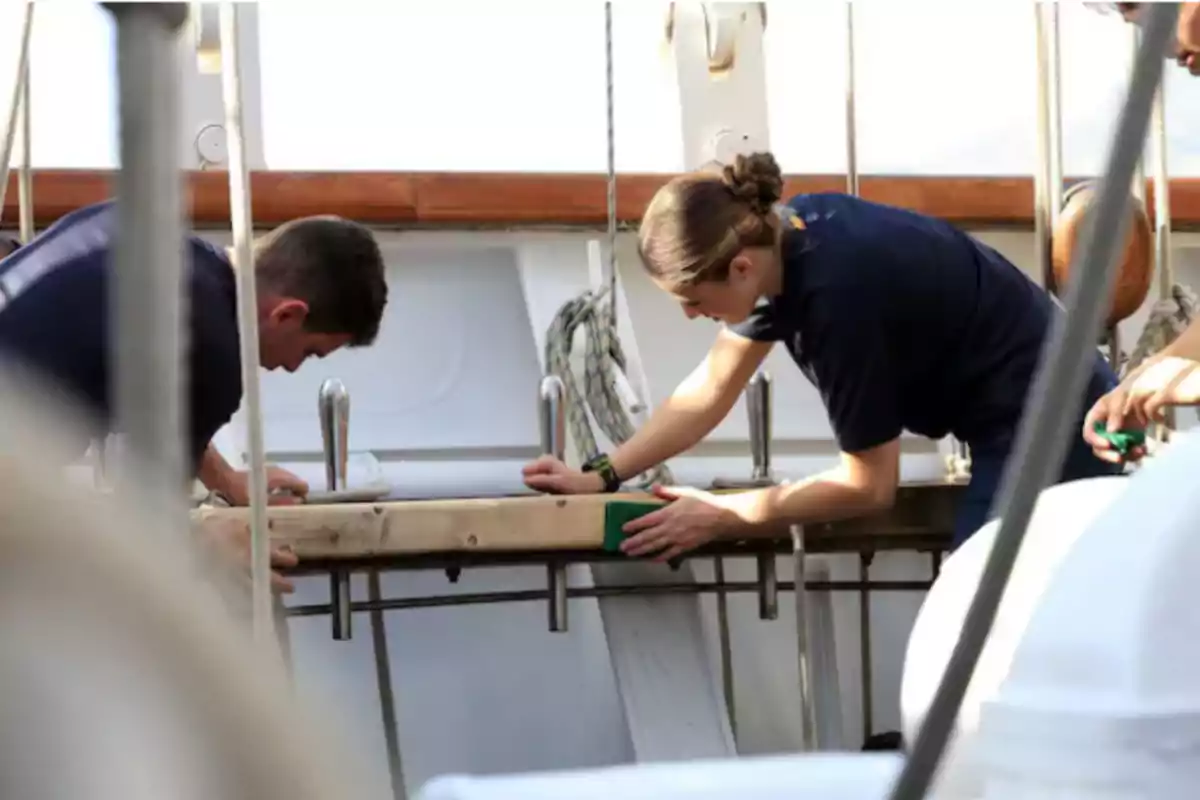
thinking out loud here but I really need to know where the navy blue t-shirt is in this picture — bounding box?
[729,193,1108,453]
[0,202,243,473]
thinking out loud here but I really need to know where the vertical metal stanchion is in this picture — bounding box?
[712,554,736,740]
[217,1,274,648]
[746,370,773,485]
[318,378,351,492]
[755,553,777,620]
[367,569,408,800]
[539,375,569,633]
[328,568,352,642]
[105,3,190,528]
[318,371,409,800]
[329,574,352,641]
[319,378,354,641]
[0,2,33,218]
[858,551,874,744]
[792,523,817,750]
[538,376,566,462]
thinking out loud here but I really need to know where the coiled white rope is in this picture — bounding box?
[544,291,672,488]
[543,4,673,488]
[1122,283,1198,376]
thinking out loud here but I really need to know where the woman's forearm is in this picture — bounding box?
[603,330,772,486]
[721,467,888,532]
[610,398,725,482]
[723,442,899,531]
[610,361,741,482]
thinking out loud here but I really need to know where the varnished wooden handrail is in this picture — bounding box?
[4,169,1199,229]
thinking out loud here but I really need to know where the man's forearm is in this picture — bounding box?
[198,444,235,493]
[719,468,891,534]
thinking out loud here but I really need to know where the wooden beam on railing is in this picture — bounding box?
[5,169,1200,229]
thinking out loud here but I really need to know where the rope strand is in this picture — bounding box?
[540,5,673,489]
[604,1,617,331]
[1123,282,1198,376]
[544,293,673,488]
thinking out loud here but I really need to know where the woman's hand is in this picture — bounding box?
[522,455,603,494]
[1082,356,1200,462]
[620,485,741,562]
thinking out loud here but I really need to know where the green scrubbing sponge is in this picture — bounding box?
[603,501,664,552]
[1092,421,1146,456]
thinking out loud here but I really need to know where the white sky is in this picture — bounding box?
[8,2,1200,176]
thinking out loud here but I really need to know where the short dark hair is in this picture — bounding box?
[252,216,387,346]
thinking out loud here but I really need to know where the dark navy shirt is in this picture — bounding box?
[0,202,243,473]
[729,193,1109,453]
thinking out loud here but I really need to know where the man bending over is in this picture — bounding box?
[0,201,388,591]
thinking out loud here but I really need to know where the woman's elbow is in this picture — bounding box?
[863,482,897,513]
[849,468,896,513]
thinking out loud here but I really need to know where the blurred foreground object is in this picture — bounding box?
[0,357,386,800]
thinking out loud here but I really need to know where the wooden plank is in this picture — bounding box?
[2,170,420,228]
[190,483,963,560]
[9,170,1200,229]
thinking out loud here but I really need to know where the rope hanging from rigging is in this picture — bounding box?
[542,3,673,489]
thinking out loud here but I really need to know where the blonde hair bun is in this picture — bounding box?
[721,152,784,216]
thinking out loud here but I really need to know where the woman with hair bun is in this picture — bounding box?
[522,152,1120,560]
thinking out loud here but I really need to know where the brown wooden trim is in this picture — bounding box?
[5,169,1200,229]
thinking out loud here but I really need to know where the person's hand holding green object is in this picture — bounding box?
[1091,421,1146,456]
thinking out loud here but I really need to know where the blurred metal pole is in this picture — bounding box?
[889,6,1178,797]
[104,3,190,526]
[746,369,772,482]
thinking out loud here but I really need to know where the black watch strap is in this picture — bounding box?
[582,453,622,493]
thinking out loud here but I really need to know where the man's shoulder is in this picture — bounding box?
[187,239,240,390]
[187,238,237,317]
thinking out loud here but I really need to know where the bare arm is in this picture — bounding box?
[619,437,900,560]
[198,443,236,495]
[196,443,310,505]
[607,329,773,483]
[719,438,900,532]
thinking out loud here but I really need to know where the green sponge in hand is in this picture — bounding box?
[1092,421,1146,456]
[603,501,664,552]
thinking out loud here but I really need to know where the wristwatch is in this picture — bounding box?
[582,453,622,493]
